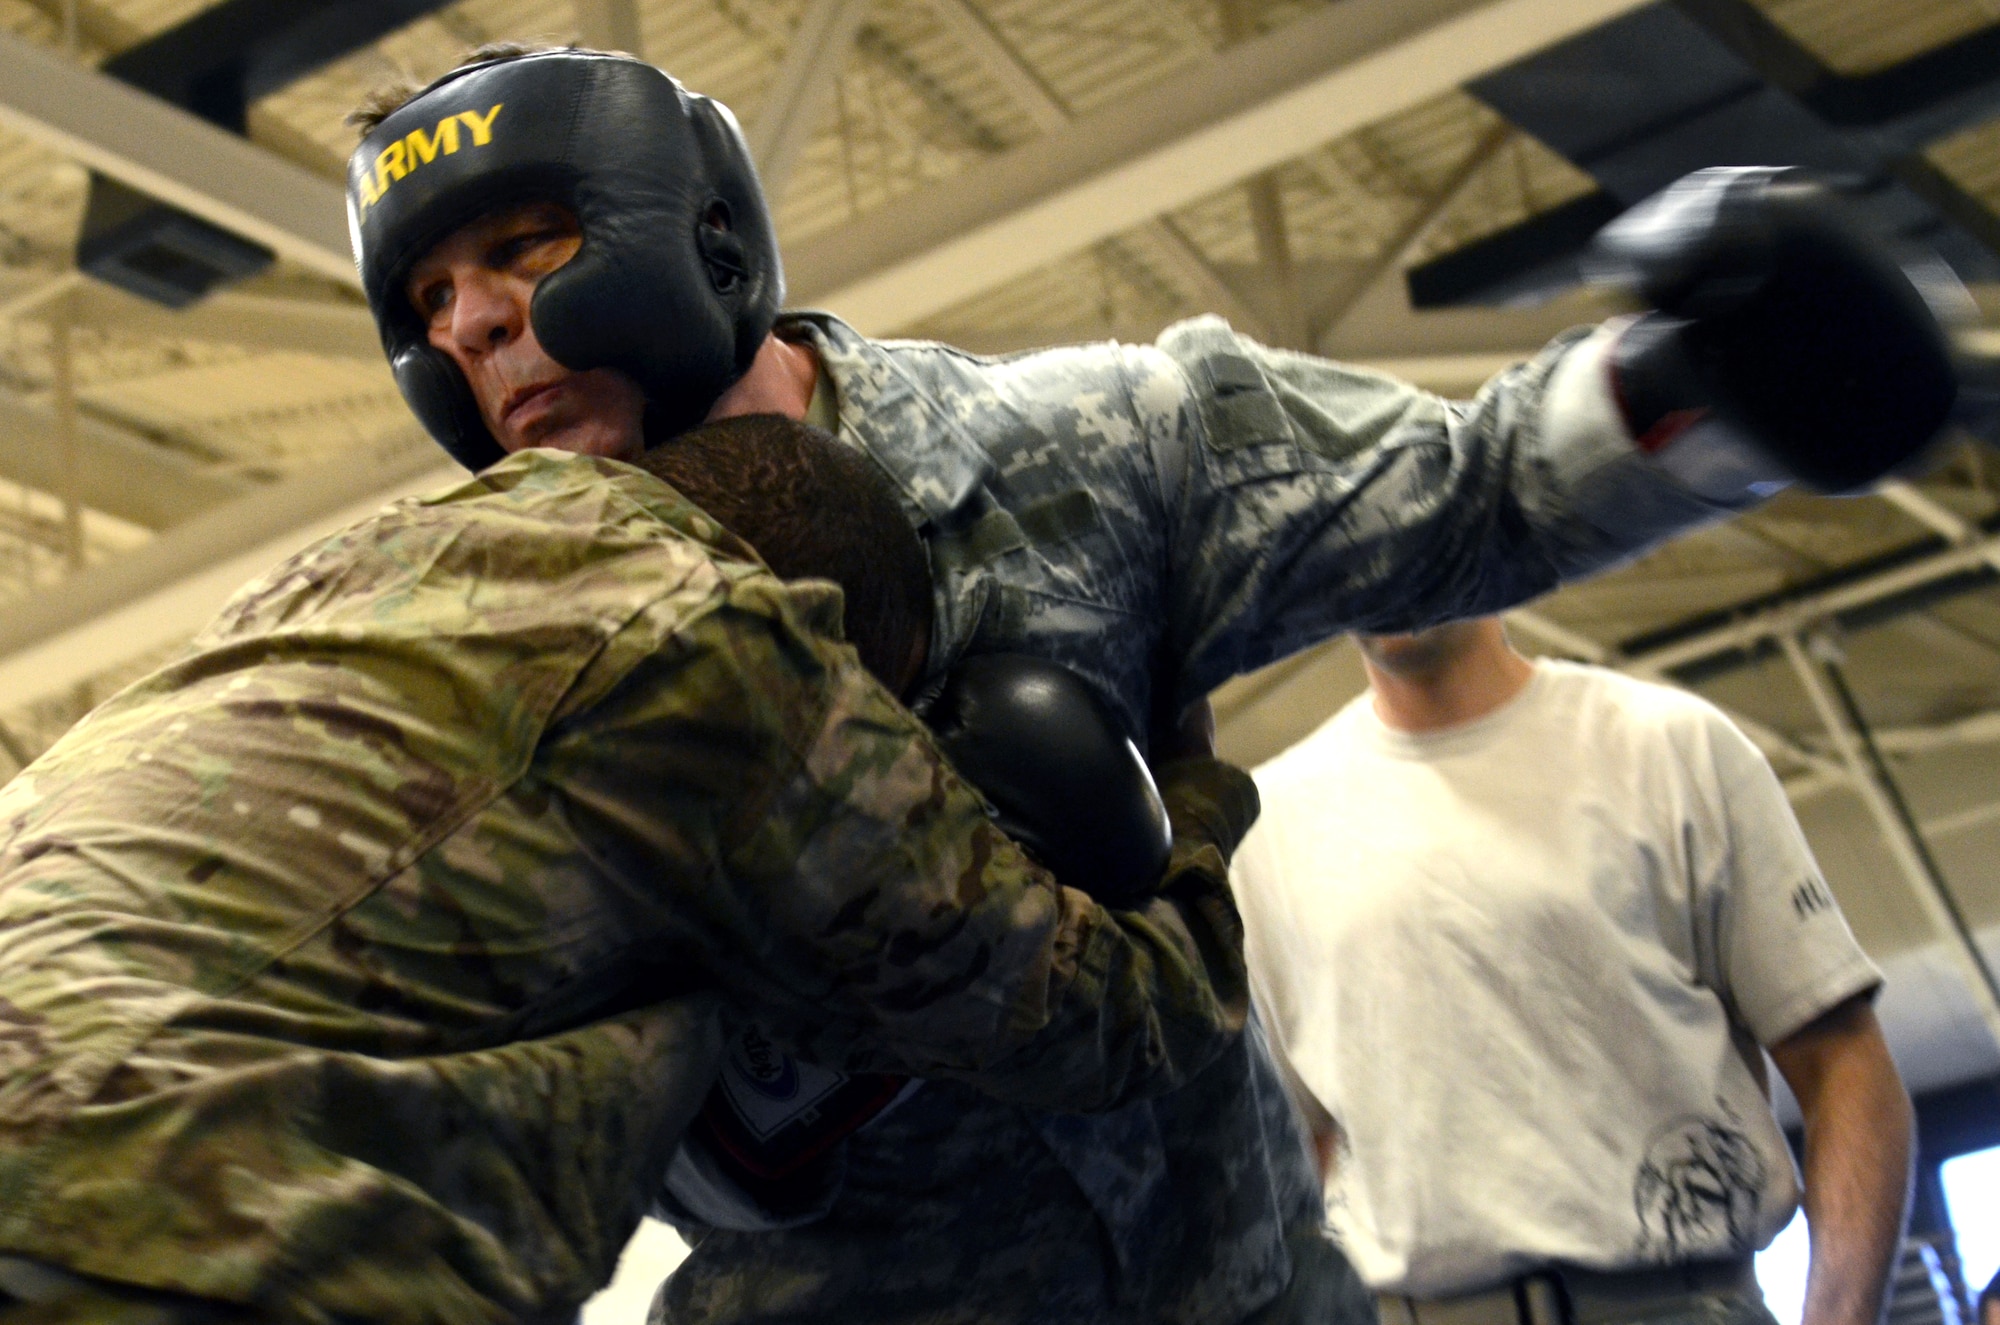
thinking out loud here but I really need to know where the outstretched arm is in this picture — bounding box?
[1768,994,1913,1325]
[1152,169,1959,708]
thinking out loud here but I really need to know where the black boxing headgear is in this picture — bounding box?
[347,50,783,470]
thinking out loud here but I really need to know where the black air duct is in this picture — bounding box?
[1408,0,2000,308]
[78,0,457,307]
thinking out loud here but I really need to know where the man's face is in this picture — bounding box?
[405,201,645,459]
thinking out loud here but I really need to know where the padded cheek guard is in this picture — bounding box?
[348,50,784,470]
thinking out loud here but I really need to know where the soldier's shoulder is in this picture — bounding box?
[882,332,1170,381]
[797,308,1154,384]
[418,449,715,540]
[1153,314,1251,364]
[198,449,747,662]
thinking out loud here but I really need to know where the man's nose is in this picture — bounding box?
[448,268,529,354]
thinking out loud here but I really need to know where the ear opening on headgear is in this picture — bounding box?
[697,199,748,294]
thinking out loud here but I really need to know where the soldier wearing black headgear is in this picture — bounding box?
[346,44,1975,1325]
[349,48,782,469]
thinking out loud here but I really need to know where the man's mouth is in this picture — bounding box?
[500,379,565,428]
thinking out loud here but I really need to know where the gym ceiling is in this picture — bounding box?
[0,0,1993,1098]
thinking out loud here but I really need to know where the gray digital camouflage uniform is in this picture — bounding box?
[0,449,1259,1325]
[653,313,1733,1325]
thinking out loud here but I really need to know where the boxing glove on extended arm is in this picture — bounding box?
[1587,167,1966,495]
[924,654,1173,907]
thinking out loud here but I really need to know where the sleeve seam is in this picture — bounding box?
[1754,960,1883,1047]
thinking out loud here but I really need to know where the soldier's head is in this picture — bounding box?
[347,46,782,472]
[640,414,932,696]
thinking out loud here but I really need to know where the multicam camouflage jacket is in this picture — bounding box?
[652,313,1734,1325]
[0,449,1257,1325]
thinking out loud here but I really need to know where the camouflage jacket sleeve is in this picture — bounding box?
[1149,316,1735,699]
[544,574,1251,1112]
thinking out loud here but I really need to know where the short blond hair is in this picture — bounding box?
[346,41,566,136]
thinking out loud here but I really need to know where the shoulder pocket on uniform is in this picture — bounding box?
[1156,319,1301,478]
[1199,352,1293,454]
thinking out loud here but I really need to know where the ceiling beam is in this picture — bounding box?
[1243,172,1307,349]
[246,101,350,182]
[1779,631,2000,1046]
[0,269,380,359]
[747,0,872,199]
[1923,792,2000,841]
[0,30,356,287]
[0,268,381,360]
[0,389,250,529]
[573,0,643,55]
[1316,125,1515,349]
[70,285,383,360]
[1877,478,2000,565]
[917,0,1067,134]
[1628,530,2000,675]
[0,270,83,320]
[0,716,29,773]
[0,432,454,708]
[1867,708,2000,759]
[1142,220,1277,345]
[1220,0,1307,352]
[15,0,143,58]
[1774,704,2000,806]
[917,0,1274,340]
[786,0,1652,332]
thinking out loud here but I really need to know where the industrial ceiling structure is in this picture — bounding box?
[0,0,1994,1104]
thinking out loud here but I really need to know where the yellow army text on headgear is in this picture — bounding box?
[356,103,503,213]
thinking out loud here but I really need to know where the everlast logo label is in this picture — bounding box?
[355,104,504,212]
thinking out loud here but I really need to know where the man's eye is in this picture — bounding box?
[416,283,452,319]
[496,229,577,274]
[494,231,555,265]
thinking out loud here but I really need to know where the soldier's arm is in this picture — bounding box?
[1144,318,1728,704]
[1150,169,1960,708]
[545,574,1251,1112]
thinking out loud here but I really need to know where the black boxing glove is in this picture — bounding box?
[924,654,1172,908]
[1586,167,1966,495]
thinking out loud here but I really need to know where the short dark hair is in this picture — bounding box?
[348,41,565,136]
[637,415,933,695]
